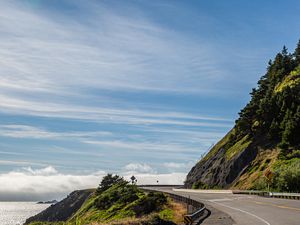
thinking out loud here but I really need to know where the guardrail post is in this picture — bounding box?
[187,195,191,213]
[184,215,193,225]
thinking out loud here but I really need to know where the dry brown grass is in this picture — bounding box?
[88,216,151,225]
[233,148,279,189]
[168,200,187,224]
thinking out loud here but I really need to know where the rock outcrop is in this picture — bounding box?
[185,136,258,188]
[25,189,93,224]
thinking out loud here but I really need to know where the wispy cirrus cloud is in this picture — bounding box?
[0,160,48,167]
[0,0,227,97]
[0,94,232,128]
[0,0,232,164]
[0,0,243,199]
[83,139,201,155]
[0,124,111,139]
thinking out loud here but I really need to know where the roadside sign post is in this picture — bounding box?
[264,169,273,192]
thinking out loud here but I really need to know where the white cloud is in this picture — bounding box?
[0,1,233,167]
[0,166,185,201]
[124,173,186,185]
[0,1,235,197]
[0,1,235,131]
[163,162,187,169]
[0,124,111,139]
[163,161,196,172]
[0,124,220,158]
[0,166,106,201]
[0,0,227,98]
[83,140,200,154]
[22,166,58,176]
[0,160,48,167]
[124,163,155,174]
[0,94,232,129]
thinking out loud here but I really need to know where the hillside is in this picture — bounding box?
[26,174,185,225]
[185,40,300,192]
[25,189,94,224]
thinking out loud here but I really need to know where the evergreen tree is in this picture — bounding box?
[235,40,300,154]
[96,174,125,194]
[294,39,300,64]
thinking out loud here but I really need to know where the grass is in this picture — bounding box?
[272,157,300,170]
[274,65,300,93]
[225,135,251,160]
[29,183,183,225]
[233,148,279,190]
[162,199,186,224]
[29,201,184,225]
[201,128,235,162]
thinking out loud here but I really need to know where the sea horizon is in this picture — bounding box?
[0,202,50,225]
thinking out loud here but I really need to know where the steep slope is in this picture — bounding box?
[25,189,93,224]
[186,40,300,192]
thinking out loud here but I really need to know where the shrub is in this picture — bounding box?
[131,192,167,217]
[95,181,139,210]
[252,177,268,191]
[273,160,300,192]
[192,180,208,189]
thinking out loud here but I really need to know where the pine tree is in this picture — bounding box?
[294,39,300,64]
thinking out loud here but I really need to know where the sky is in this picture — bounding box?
[0,0,300,201]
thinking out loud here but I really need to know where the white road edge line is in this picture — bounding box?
[211,201,271,225]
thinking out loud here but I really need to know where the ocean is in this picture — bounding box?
[0,202,50,225]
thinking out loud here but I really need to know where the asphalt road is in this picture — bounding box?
[147,187,300,225]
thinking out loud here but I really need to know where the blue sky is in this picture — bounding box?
[0,0,300,199]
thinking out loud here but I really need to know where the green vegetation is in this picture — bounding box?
[201,128,235,162]
[251,158,300,192]
[225,135,251,160]
[236,43,300,152]
[272,159,300,192]
[29,174,180,225]
[192,180,209,189]
[96,174,124,194]
[275,65,300,92]
[237,41,300,192]
[191,40,300,192]
[68,185,168,224]
[233,41,300,191]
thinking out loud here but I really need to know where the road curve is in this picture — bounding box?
[147,187,300,225]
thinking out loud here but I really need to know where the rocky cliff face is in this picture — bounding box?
[25,189,93,224]
[185,132,259,188]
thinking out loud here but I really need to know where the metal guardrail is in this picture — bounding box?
[141,188,206,225]
[183,206,206,225]
[138,185,184,188]
[270,192,300,200]
[232,190,300,200]
[164,193,206,225]
[167,192,203,208]
[232,190,269,196]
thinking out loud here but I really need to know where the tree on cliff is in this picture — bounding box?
[96,174,125,194]
[236,42,300,152]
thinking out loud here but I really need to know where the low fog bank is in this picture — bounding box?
[0,166,185,201]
